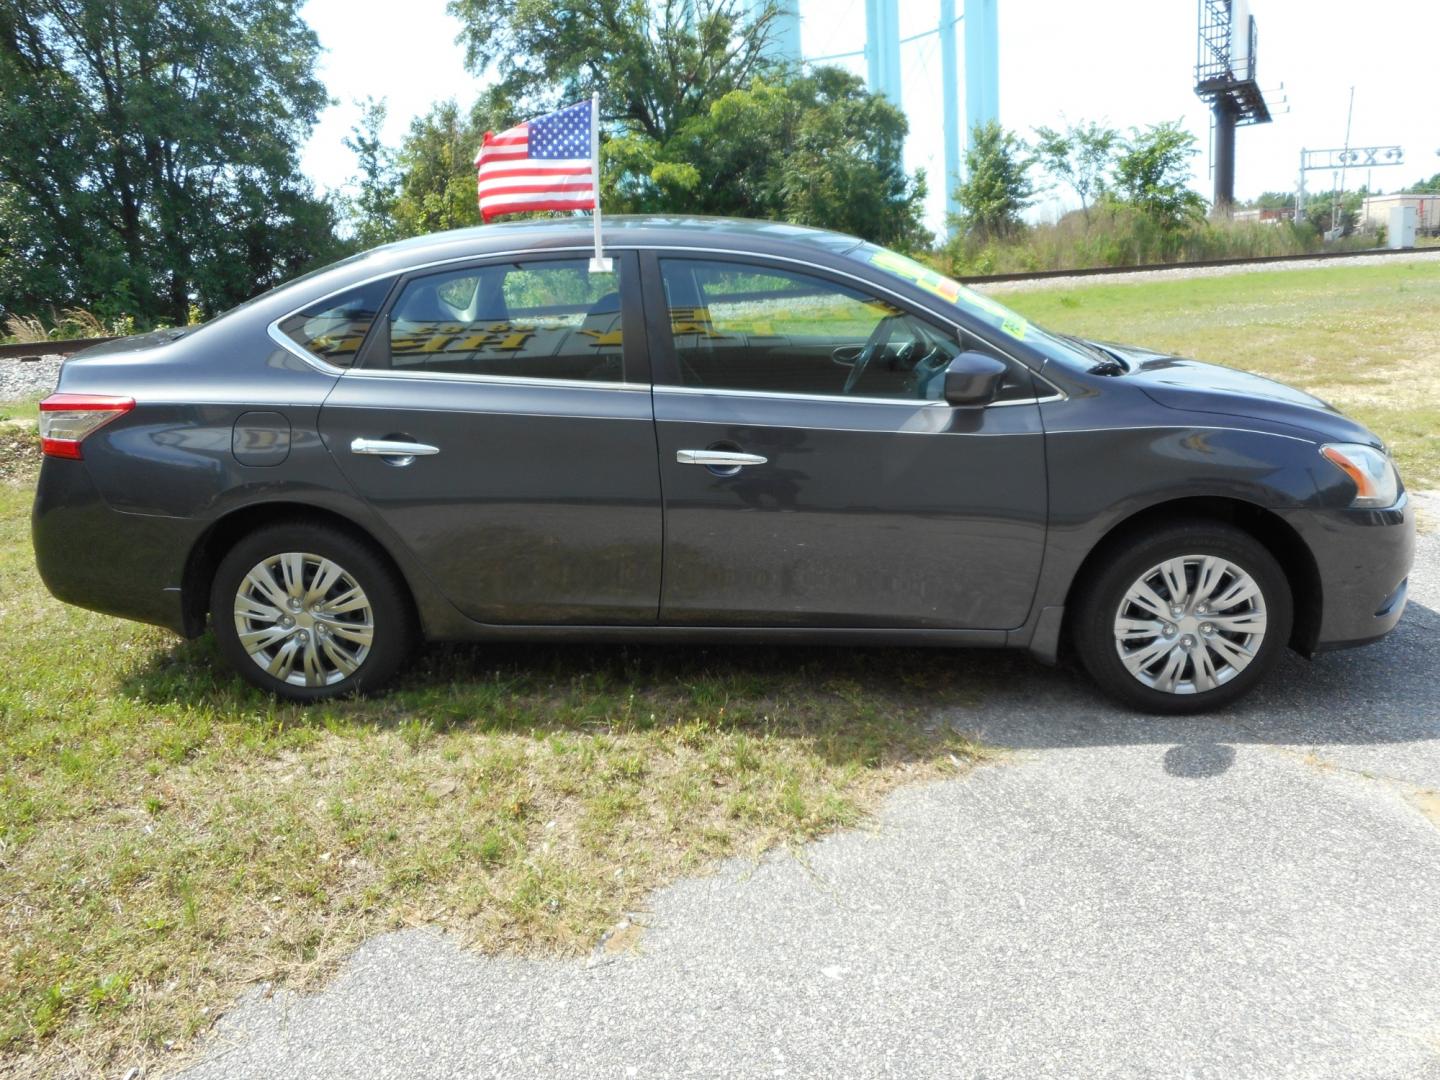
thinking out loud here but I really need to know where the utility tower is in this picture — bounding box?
[746,0,1000,226]
[1193,0,1272,211]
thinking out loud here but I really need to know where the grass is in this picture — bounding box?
[0,414,991,1078]
[995,260,1440,489]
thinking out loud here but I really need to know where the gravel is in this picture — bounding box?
[176,522,1440,1080]
[0,355,63,400]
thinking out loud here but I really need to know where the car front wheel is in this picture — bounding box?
[210,522,415,701]
[1073,521,1293,714]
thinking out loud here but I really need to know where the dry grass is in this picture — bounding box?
[0,414,991,1077]
[996,260,1440,488]
[3,313,49,344]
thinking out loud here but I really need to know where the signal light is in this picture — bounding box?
[38,394,136,460]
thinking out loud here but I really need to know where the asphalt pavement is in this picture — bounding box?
[180,502,1440,1080]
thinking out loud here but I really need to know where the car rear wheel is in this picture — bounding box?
[1072,521,1293,714]
[210,522,415,701]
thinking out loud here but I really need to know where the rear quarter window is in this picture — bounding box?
[277,278,394,367]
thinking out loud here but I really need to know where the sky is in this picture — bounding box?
[298,0,1440,236]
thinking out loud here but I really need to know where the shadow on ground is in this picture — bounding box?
[121,593,1440,782]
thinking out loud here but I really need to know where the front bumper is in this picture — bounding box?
[1281,491,1415,652]
[32,458,202,635]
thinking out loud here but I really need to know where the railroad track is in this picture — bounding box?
[2,244,1434,360]
[0,335,114,361]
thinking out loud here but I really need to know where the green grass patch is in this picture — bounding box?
[996,260,1440,488]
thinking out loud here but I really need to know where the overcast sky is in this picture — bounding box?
[298,0,1440,236]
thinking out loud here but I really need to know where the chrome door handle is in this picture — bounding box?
[350,437,440,458]
[676,449,768,467]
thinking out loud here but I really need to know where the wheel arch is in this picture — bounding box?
[179,501,420,638]
[1059,495,1323,657]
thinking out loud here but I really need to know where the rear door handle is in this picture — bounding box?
[350,437,440,460]
[676,449,768,467]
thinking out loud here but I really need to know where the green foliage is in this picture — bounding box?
[1109,121,1207,231]
[408,0,929,249]
[343,99,402,249]
[1410,173,1440,195]
[1244,191,1297,211]
[950,121,1034,241]
[390,100,486,238]
[445,0,782,141]
[1299,188,1366,236]
[1031,120,1119,221]
[605,68,928,250]
[938,203,1354,278]
[0,0,345,325]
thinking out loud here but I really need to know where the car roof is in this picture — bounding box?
[369,215,867,262]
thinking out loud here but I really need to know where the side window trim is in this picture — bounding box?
[352,250,647,386]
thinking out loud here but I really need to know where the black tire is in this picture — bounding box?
[209,521,416,701]
[1071,520,1293,714]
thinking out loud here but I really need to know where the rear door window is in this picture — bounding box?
[378,258,625,383]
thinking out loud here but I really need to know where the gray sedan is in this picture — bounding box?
[32,217,1413,712]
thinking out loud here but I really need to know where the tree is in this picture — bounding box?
[1110,121,1207,230]
[446,0,785,143]
[951,121,1034,241]
[0,0,342,324]
[1409,173,1440,195]
[427,0,930,250]
[1299,188,1364,235]
[1031,120,1118,223]
[385,93,530,239]
[343,98,402,250]
[1245,191,1297,210]
[607,68,929,250]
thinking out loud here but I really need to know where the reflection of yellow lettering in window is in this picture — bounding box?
[578,328,623,348]
[447,332,498,352]
[490,331,537,351]
[417,335,454,353]
[669,307,728,339]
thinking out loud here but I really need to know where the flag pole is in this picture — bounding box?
[588,90,612,273]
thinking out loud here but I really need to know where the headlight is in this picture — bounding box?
[1320,442,1399,508]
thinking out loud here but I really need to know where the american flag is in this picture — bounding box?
[475,101,596,222]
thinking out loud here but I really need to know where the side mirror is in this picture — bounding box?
[943,351,1009,407]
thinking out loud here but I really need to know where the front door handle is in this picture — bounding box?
[350,437,440,463]
[676,449,768,467]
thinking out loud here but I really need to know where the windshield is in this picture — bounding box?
[849,243,1095,370]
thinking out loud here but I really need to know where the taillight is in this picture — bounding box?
[38,394,136,459]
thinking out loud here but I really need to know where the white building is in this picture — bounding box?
[1361,193,1440,234]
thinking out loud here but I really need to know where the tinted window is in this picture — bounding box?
[381,259,623,382]
[277,278,392,367]
[660,258,981,401]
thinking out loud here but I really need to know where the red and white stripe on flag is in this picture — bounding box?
[475,105,596,222]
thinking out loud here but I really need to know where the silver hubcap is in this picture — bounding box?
[233,552,374,687]
[1113,554,1267,695]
